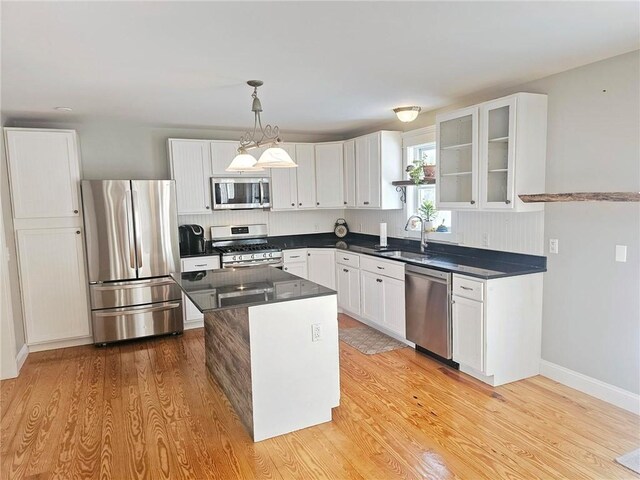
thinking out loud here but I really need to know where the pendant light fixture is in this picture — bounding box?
[226,80,297,171]
[393,106,421,123]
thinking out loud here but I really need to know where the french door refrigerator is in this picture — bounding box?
[81,180,183,344]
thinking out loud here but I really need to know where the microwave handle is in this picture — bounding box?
[259,180,265,205]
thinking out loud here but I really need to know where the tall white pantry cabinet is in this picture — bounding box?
[4,128,91,349]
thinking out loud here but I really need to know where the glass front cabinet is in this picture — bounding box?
[436,93,547,212]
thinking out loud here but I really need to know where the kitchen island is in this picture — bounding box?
[173,266,340,442]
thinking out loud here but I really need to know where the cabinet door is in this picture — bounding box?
[169,140,212,214]
[283,262,308,279]
[271,144,298,210]
[183,293,204,323]
[479,97,516,210]
[295,144,316,209]
[343,139,357,208]
[17,227,90,344]
[360,270,384,326]
[337,266,361,315]
[436,107,479,209]
[383,276,405,337]
[211,141,241,176]
[5,129,81,220]
[315,143,344,208]
[307,249,336,289]
[452,295,484,372]
[355,133,381,208]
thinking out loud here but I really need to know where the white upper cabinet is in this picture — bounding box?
[271,143,298,210]
[168,139,212,215]
[5,128,81,221]
[479,93,547,211]
[211,140,240,176]
[315,143,344,208]
[436,93,547,212]
[355,131,402,210]
[436,107,480,209]
[295,144,316,209]
[343,139,357,208]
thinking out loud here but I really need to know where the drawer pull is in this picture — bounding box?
[376,278,383,283]
[194,264,207,267]
[290,255,300,259]
[377,266,385,270]
[460,286,473,291]
[343,257,349,260]
[343,268,349,272]
[364,201,370,205]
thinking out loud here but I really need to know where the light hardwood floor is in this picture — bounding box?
[1,314,638,479]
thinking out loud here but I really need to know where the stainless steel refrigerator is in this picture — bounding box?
[81,180,183,344]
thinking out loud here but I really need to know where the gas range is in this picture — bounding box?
[211,224,283,269]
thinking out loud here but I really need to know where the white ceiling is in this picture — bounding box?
[2,1,639,135]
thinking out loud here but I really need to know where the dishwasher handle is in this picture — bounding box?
[405,267,450,284]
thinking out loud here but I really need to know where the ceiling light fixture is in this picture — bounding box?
[226,80,296,171]
[54,106,73,112]
[393,106,421,123]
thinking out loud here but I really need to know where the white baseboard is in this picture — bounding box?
[540,360,639,415]
[184,319,204,330]
[15,343,28,372]
[28,336,93,352]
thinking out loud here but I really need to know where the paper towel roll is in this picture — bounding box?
[379,222,388,247]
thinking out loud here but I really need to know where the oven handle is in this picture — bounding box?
[223,260,284,269]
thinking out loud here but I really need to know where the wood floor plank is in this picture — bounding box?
[1,315,638,480]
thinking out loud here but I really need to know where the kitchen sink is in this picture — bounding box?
[379,250,439,263]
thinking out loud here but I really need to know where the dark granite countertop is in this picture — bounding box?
[172,266,335,312]
[268,232,547,280]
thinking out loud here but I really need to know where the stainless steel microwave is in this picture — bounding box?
[211,177,271,210]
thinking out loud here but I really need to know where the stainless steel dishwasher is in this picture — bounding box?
[405,264,452,359]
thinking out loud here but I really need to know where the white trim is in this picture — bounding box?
[540,360,639,415]
[28,335,93,352]
[15,344,28,372]
[402,125,436,146]
[184,320,204,330]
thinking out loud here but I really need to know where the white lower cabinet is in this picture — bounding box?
[283,249,308,279]
[359,256,406,338]
[451,273,543,386]
[336,264,360,315]
[307,249,336,289]
[17,227,90,344]
[181,255,220,326]
[452,295,484,372]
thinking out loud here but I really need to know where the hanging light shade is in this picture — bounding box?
[226,80,298,171]
[256,147,297,168]
[393,106,421,122]
[226,153,264,172]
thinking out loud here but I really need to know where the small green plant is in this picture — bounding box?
[406,160,426,185]
[418,200,438,222]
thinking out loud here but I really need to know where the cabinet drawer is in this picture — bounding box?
[453,275,484,301]
[284,249,307,263]
[360,255,404,280]
[336,251,360,268]
[181,256,220,272]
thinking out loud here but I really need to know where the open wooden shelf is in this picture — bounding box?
[392,178,436,186]
[519,192,640,203]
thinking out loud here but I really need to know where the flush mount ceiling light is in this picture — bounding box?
[54,106,73,112]
[393,106,421,123]
[226,80,297,171]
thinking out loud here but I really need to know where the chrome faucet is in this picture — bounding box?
[405,215,427,252]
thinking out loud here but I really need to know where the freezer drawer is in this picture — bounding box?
[92,301,183,344]
[90,277,181,309]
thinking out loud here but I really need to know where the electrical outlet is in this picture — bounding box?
[311,324,322,342]
[549,238,559,254]
[359,223,363,232]
[615,245,627,262]
[314,223,319,232]
[482,233,489,247]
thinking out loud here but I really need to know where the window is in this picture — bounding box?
[405,141,453,238]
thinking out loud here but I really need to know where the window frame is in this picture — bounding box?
[402,126,456,243]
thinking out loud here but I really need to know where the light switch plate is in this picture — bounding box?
[549,238,559,254]
[615,245,627,262]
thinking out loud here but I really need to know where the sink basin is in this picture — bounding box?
[379,250,439,263]
[377,250,404,258]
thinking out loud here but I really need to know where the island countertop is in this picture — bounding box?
[172,266,336,312]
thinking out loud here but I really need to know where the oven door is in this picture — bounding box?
[211,177,271,210]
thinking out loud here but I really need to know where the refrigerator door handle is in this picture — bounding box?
[124,191,136,270]
[131,189,143,269]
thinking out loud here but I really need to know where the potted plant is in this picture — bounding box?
[418,200,438,231]
[406,160,426,185]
